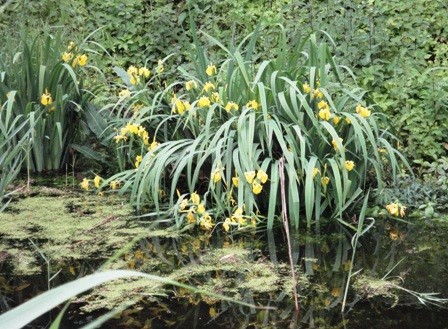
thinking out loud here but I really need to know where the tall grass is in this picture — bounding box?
[0,29,94,172]
[98,23,408,234]
[0,91,32,211]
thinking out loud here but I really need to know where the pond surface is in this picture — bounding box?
[1,182,448,328]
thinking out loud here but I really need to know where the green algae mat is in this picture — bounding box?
[0,186,293,322]
[0,187,145,275]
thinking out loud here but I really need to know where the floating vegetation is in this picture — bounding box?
[0,188,142,275]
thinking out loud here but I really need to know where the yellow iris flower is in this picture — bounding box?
[257,170,268,183]
[198,96,211,108]
[206,64,217,76]
[40,89,52,106]
[345,160,355,171]
[303,83,311,94]
[246,100,260,110]
[232,176,239,187]
[225,101,239,112]
[244,171,256,184]
[252,181,263,194]
[190,192,200,205]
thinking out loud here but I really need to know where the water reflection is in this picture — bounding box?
[120,219,448,329]
[3,217,448,328]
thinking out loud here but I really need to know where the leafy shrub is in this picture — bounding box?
[418,157,448,190]
[97,24,407,233]
[377,177,448,217]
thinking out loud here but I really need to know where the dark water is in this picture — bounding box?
[3,214,448,328]
[87,220,448,328]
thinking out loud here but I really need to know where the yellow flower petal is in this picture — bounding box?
[185,80,197,91]
[246,100,260,110]
[197,203,205,215]
[313,89,323,99]
[203,82,215,93]
[225,101,238,112]
[356,104,371,118]
[135,155,143,168]
[256,170,268,183]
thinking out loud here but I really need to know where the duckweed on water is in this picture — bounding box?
[0,187,143,274]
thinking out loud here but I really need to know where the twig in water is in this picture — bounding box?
[279,157,299,314]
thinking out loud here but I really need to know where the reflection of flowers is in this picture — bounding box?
[80,178,89,191]
[93,175,101,188]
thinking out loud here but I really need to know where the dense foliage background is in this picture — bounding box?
[2,0,447,163]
